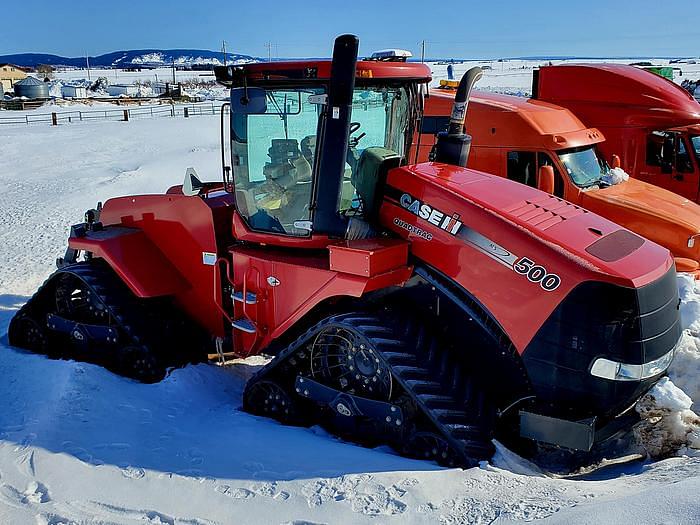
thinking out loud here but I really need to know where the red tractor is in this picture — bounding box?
[9,36,682,467]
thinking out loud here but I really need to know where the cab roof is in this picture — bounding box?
[535,64,700,128]
[215,60,432,86]
[427,89,604,150]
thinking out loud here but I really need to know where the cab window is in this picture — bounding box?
[647,131,695,174]
[692,136,700,163]
[230,86,412,236]
[506,151,536,187]
[231,88,323,236]
[342,87,409,212]
[677,137,694,173]
[646,132,668,167]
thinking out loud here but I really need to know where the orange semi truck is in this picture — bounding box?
[533,64,700,203]
[420,86,700,274]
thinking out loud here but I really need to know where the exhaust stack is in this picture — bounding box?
[433,66,483,167]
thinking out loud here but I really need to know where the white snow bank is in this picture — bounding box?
[634,377,700,458]
[670,275,700,408]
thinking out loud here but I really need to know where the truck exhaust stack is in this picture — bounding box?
[432,66,483,167]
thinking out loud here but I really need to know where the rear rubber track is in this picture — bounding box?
[9,259,203,382]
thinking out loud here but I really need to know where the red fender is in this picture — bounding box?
[69,227,188,298]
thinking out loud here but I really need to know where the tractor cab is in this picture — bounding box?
[214,39,431,244]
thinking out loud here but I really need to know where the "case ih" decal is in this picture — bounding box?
[397,192,561,292]
[399,193,463,235]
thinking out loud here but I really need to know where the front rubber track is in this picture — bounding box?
[243,311,497,468]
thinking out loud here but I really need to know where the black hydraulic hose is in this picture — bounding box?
[447,66,483,135]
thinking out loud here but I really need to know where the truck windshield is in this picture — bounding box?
[558,146,610,188]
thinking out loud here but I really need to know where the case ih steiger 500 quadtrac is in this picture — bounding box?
[9,36,682,467]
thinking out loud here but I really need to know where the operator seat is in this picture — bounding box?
[352,147,402,221]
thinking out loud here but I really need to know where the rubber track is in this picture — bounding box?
[244,311,496,467]
[10,260,174,379]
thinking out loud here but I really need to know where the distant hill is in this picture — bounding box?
[0,49,258,68]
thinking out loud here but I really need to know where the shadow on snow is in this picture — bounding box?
[0,295,443,482]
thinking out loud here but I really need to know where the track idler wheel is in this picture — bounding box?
[8,314,49,354]
[243,380,306,425]
[117,345,164,383]
[310,324,392,400]
[405,431,462,467]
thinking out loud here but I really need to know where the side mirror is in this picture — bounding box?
[611,154,621,169]
[537,165,555,194]
[231,87,267,114]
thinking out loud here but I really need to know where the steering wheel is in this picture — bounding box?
[349,122,366,148]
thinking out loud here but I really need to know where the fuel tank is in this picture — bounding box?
[380,162,681,420]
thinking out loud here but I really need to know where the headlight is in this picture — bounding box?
[590,347,675,381]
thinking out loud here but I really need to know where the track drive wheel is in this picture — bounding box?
[8,314,49,354]
[243,379,305,425]
[310,322,392,401]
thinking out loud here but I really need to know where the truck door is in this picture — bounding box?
[505,151,565,198]
[641,131,699,201]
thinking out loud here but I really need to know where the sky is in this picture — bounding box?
[1,0,698,59]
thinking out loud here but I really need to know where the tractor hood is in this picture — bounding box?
[580,177,700,267]
[381,162,675,354]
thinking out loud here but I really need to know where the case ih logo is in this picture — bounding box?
[397,192,561,292]
[399,193,463,236]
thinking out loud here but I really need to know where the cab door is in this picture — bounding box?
[640,131,699,201]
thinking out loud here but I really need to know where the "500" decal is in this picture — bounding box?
[513,257,561,291]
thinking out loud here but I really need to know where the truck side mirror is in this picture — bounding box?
[611,154,621,169]
[537,165,555,194]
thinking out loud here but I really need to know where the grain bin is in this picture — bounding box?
[14,76,49,99]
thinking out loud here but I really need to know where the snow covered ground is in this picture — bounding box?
[1,115,700,524]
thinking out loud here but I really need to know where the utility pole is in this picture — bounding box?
[420,40,426,63]
[222,40,227,66]
[265,42,272,62]
[172,58,176,84]
[86,52,91,81]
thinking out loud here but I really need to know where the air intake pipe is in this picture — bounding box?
[432,66,483,167]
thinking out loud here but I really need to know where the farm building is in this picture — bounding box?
[62,85,88,98]
[0,64,28,92]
